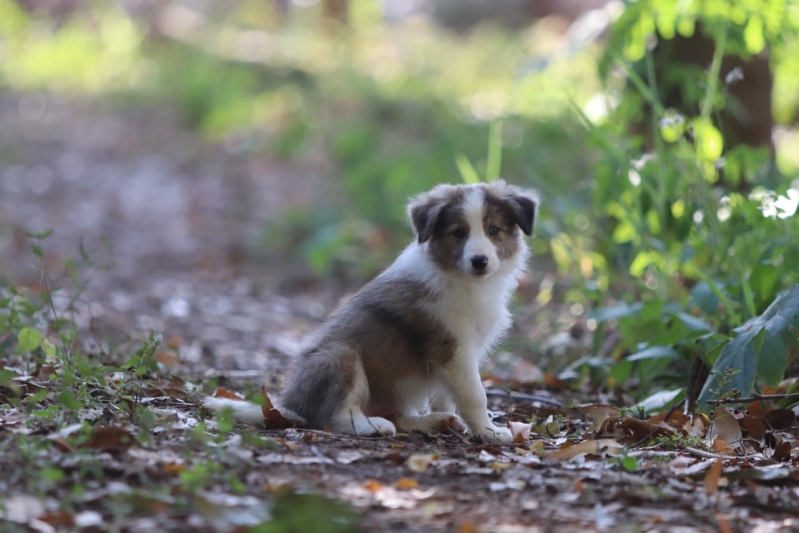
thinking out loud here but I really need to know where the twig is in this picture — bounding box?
[712,392,799,406]
[684,447,731,460]
[485,389,563,407]
[41,274,72,369]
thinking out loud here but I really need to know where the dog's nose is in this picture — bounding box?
[471,255,488,270]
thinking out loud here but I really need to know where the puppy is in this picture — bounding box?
[206,180,538,442]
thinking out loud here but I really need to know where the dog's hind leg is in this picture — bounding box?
[395,412,465,435]
[330,360,396,437]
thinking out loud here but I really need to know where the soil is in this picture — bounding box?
[1,93,798,533]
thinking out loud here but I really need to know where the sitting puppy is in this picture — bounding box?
[207,180,538,442]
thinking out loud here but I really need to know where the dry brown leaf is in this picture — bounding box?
[31,364,55,382]
[363,479,383,492]
[717,514,734,533]
[407,453,438,472]
[773,440,792,461]
[162,463,186,474]
[153,350,181,366]
[712,438,735,455]
[146,387,189,400]
[580,404,621,423]
[260,386,297,429]
[742,415,767,440]
[212,387,246,401]
[40,511,75,527]
[459,521,477,533]
[703,458,723,496]
[547,439,621,460]
[708,407,743,449]
[649,410,691,427]
[529,441,545,455]
[543,372,568,390]
[82,426,136,450]
[763,409,796,430]
[394,478,418,490]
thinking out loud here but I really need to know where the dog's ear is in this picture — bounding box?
[507,192,538,236]
[408,196,446,244]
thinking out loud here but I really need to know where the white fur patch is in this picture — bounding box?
[460,189,499,276]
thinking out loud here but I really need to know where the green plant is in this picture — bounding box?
[564,0,799,410]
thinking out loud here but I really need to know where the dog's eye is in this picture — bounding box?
[489,226,500,236]
[452,229,466,240]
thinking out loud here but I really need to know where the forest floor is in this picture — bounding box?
[1,95,798,533]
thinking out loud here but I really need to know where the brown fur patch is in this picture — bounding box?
[279,276,457,426]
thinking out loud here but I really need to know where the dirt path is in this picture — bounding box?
[2,95,798,533]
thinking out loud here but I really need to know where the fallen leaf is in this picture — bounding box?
[772,440,792,461]
[394,478,418,490]
[712,438,735,455]
[547,439,622,460]
[31,364,55,382]
[763,409,796,430]
[742,415,767,440]
[212,387,246,401]
[83,426,136,450]
[717,514,734,533]
[260,386,297,429]
[146,387,189,401]
[703,459,723,496]
[364,479,383,492]
[407,453,438,473]
[708,407,743,450]
[529,441,545,455]
[39,511,74,527]
[543,372,568,390]
[154,350,181,366]
[509,421,532,443]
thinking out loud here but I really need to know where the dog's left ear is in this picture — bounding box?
[507,192,538,236]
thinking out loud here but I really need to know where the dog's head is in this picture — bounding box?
[408,180,538,277]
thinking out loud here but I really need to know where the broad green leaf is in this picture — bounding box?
[589,302,643,323]
[55,391,82,410]
[627,346,679,362]
[17,327,41,353]
[454,154,480,185]
[637,388,683,412]
[671,312,713,333]
[699,285,799,408]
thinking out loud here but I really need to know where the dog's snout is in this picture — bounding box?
[471,255,488,270]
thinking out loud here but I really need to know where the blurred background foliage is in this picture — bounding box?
[2,0,799,404]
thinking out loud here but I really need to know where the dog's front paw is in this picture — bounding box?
[477,424,513,443]
[363,416,397,437]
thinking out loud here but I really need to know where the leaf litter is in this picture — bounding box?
[2,98,799,532]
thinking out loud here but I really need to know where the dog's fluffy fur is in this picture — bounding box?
[206,180,538,442]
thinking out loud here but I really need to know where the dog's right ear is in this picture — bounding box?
[408,196,446,244]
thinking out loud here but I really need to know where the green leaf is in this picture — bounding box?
[693,119,724,162]
[455,154,480,185]
[55,390,82,410]
[486,119,503,182]
[589,302,643,323]
[627,346,679,362]
[698,285,799,408]
[17,327,41,353]
[31,245,43,258]
[744,15,766,54]
[619,454,639,472]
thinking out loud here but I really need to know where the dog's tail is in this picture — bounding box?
[204,397,267,424]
